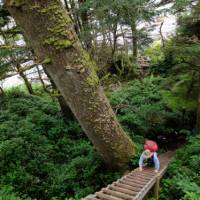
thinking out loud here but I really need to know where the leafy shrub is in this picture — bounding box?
[160,135,200,200]
[0,186,30,200]
[0,89,119,200]
[110,76,182,139]
[1,82,195,200]
[183,192,200,200]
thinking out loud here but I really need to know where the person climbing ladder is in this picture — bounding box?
[139,140,160,172]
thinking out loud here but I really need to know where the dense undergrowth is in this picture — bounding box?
[0,89,119,200]
[0,78,198,199]
[160,135,200,200]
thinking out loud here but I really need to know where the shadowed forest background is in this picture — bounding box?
[0,0,200,199]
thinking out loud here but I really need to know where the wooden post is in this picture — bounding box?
[154,177,160,200]
[144,192,149,200]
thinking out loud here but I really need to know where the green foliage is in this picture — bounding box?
[0,78,197,200]
[74,0,157,64]
[145,41,164,66]
[160,135,200,200]
[42,56,52,64]
[149,1,200,77]
[156,5,200,197]
[0,3,32,85]
[146,41,176,76]
[105,53,138,79]
[183,192,200,200]
[161,73,199,112]
[0,186,30,200]
[0,89,119,200]
[0,5,10,27]
[110,76,182,138]
[173,0,198,13]
[148,3,200,128]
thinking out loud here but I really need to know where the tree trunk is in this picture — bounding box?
[69,0,82,38]
[44,68,75,121]
[78,0,92,50]
[5,0,135,171]
[0,86,4,96]
[63,0,78,35]
[131,22,138,61]
[112,23,118,57]
[159,21,165,48]
[19,71,34,94]
[63,0,70,14]
[196,84,200,133]
[58,94,75,121]
[36,66,48,92]
[16,64,34,94]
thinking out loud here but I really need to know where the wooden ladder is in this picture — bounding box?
[83,151,175,200]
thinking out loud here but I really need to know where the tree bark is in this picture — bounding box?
[196,91,200,133]
[19,70,34,94]
[44,68,75,121]
[131,21,138,61]
[36,66,50,94]
[78,0,93,50]
[0,86,4,96]
[159,21,165,48]
[69,0,82,38]
[5,0,135,171]
[16,64,34,94]
[63,0,79,37]
[112,23,118,57]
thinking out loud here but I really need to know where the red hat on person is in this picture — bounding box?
[144,140,158,152]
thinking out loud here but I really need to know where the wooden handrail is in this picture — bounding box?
[83,151,175,200]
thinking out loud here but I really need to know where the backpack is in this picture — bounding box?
[144,140,158,152]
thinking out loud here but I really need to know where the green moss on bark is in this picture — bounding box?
[81,52,99,86]
[39,4,60,13]
[42,56,52,64]
[86,69,99,86]
[30,1,74,50]
[7,0,25,7]
[113,137,135,168]
[43,37,72,49]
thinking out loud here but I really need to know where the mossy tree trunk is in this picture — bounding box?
[5,0,135,172]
